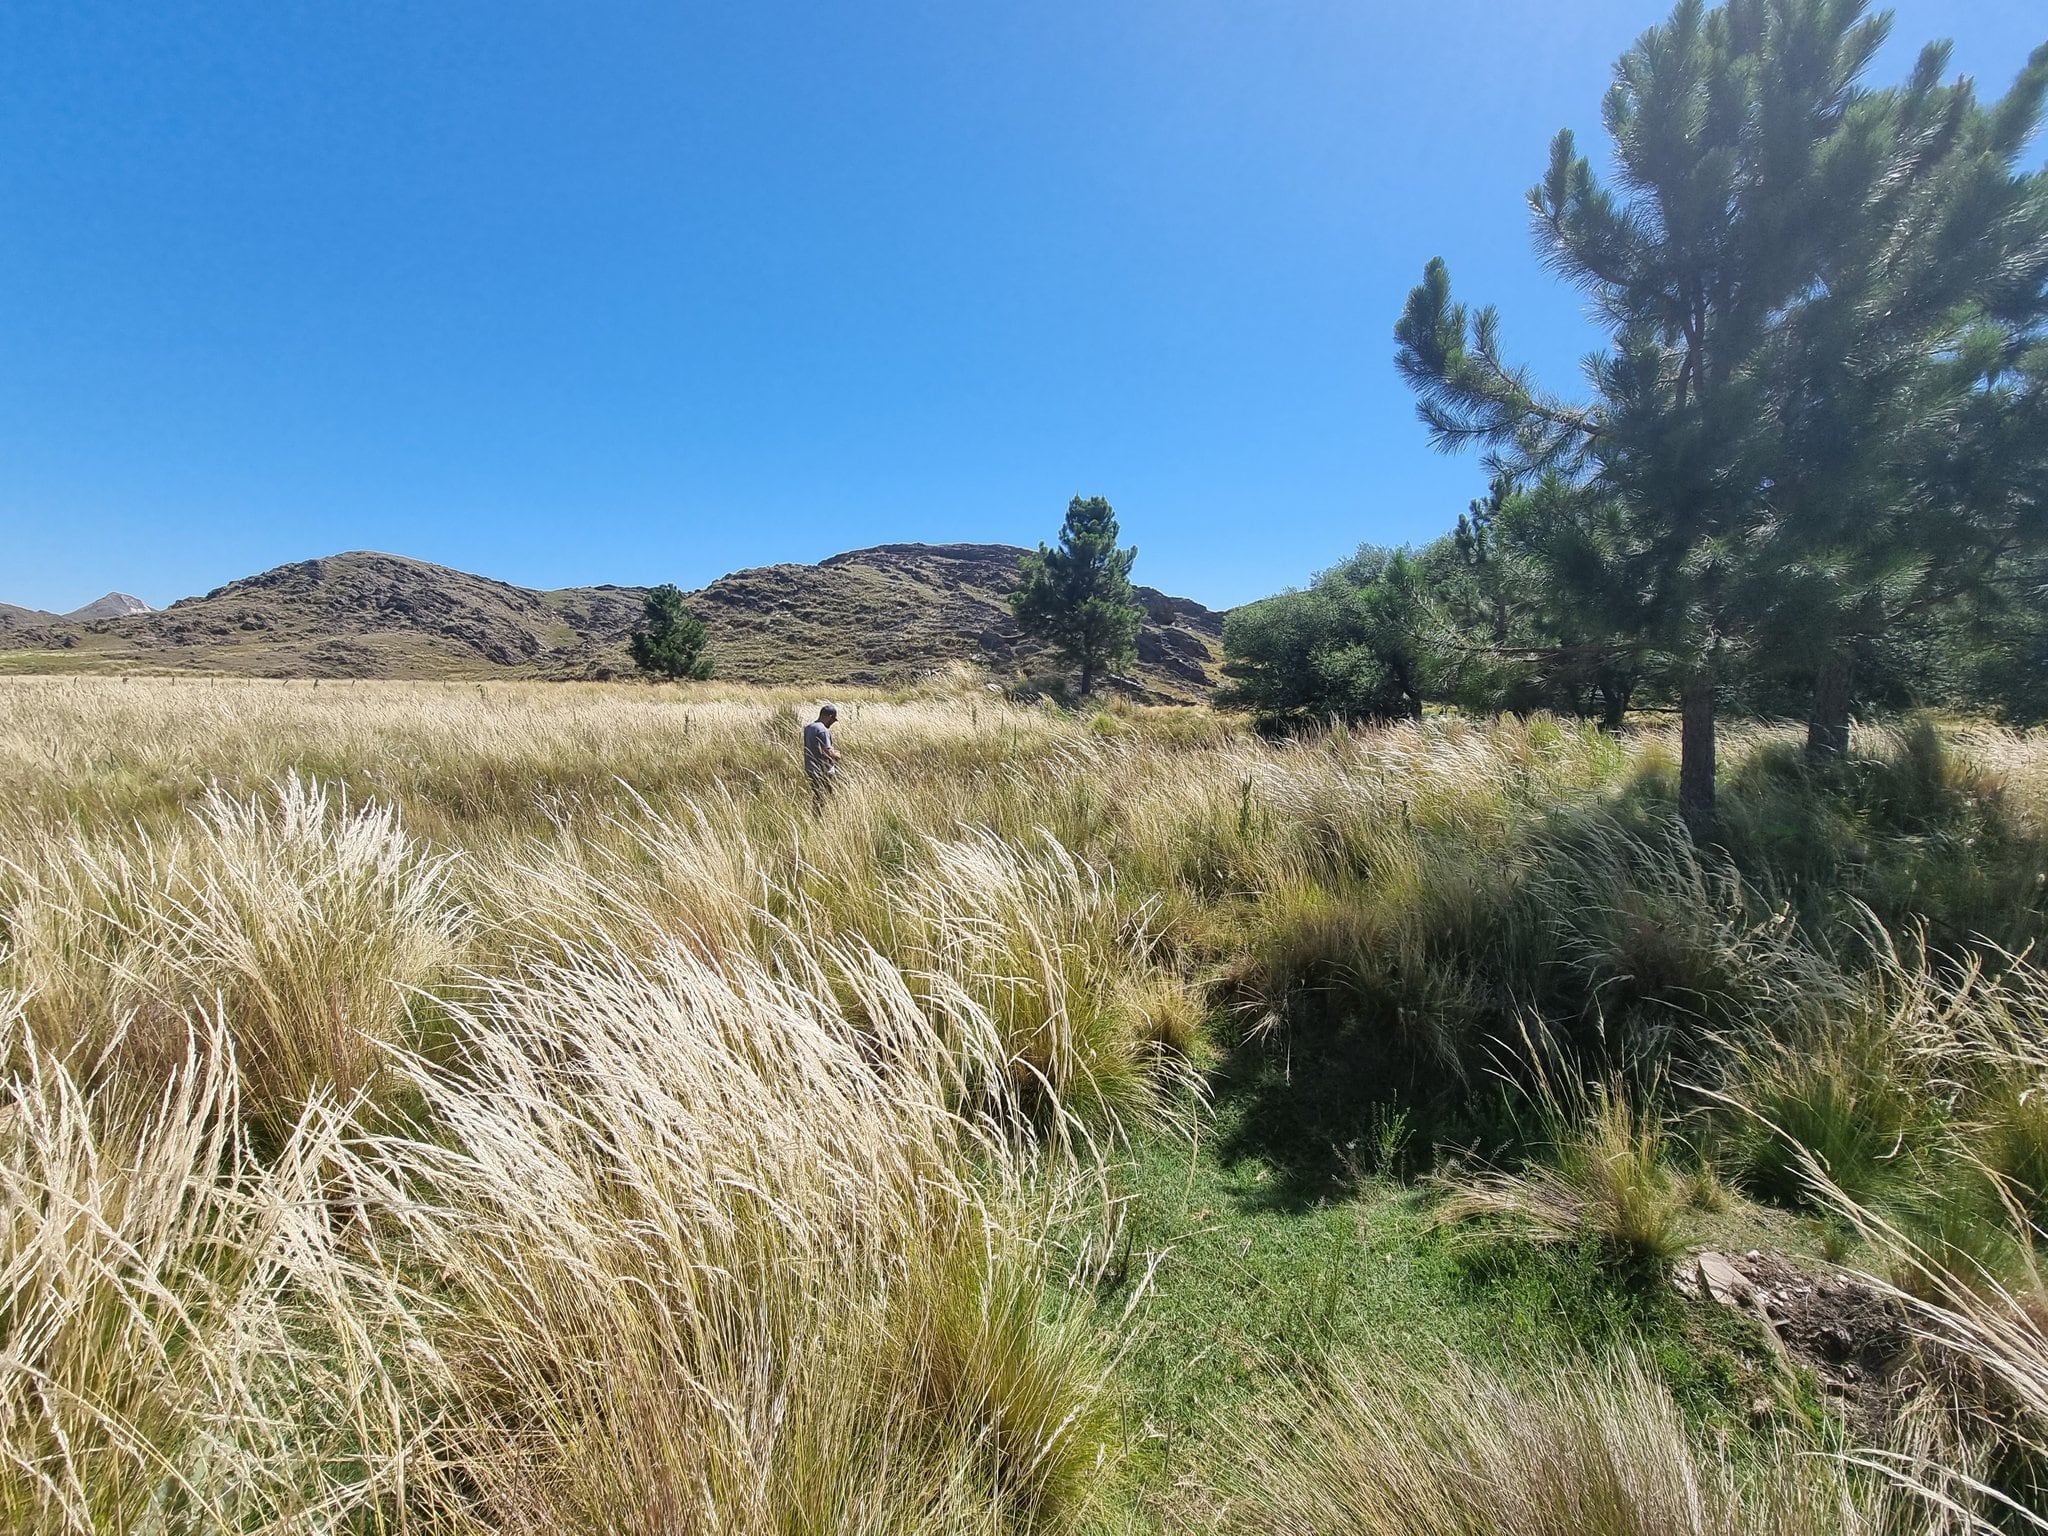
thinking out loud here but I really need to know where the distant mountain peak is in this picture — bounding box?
[65,593,152,621]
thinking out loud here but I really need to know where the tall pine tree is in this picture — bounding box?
[1397,0,2048,832]
[1748,36,2048,757]
[1011,496,1142,695]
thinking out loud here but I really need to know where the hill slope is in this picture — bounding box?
[1,593,150,626]
[0,605,52,636]
[689,544,1220,693]
[2,546,1224,697]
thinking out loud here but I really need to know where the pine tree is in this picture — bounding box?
[1749,37,2048,758]
[1396,0,2048,833]
[1010,497,1143,695]
[629,584,714,681]
[1463,474,1657,730]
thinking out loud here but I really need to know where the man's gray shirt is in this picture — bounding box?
[803,720,835,777]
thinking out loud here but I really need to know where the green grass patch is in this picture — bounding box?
[1095,1101,1810,1525]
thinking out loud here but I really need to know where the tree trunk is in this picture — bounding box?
[1079,654,1094,696]
[1397,665,1424,720]
[1597,678,1631,733]
[1804,651,1854,762]
[1679,670,1717,840]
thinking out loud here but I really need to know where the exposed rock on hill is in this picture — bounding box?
[122,553,610,673]
[691,543,1221,694]
[1,545,1224,698]
[2,593,150,624]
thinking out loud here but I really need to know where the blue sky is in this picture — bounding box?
[2,1,2041,613]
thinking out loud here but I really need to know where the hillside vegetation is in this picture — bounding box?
[0,544,1224,697]
[3,674,2045,1533]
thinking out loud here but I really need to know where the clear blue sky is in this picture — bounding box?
[3,1,2041,612]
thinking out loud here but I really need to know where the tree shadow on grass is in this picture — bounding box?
[1206,730,2048,1214]
[1208,987,1493,1214]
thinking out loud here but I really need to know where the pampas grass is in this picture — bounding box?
[1214,1349,1895,1536]
[1,774,466,1133]
[0,676,2042,1531]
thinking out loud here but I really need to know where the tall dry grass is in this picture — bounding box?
[0,931,1129,1532]
[1727,928,2048,1273]
[1213,1349,1898,1536]
[0,681,1186,1531]
[0,774,466,1134]
[1435,1070,1695,1269]
[1722,941,2048,1526]
[345,938,1121,1534]
[0,1007,425,1533]
[1,677,2043,1531]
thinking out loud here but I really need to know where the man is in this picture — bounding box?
[803,704,842,813]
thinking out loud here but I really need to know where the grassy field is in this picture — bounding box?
[2,675,2044,1533]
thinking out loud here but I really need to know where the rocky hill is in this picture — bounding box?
[2,546,1224,698]
[689,544,1220,694]
[64,593,153,621]
[1,592,149,633]
[0,605,49,636]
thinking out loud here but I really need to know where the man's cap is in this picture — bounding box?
[819,703,839,717]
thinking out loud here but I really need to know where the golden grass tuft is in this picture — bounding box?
[1435,1072,1694,1268]
[340,936,1123,1533]
[1,773,466,1131]
[1215,1349,1895,1536]
[0,1011,423,1533]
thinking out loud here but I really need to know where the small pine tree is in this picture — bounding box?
[1011,496,1143,695]
[629,584,714,681]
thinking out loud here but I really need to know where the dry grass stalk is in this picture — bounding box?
[1215,1349,1896,1536]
